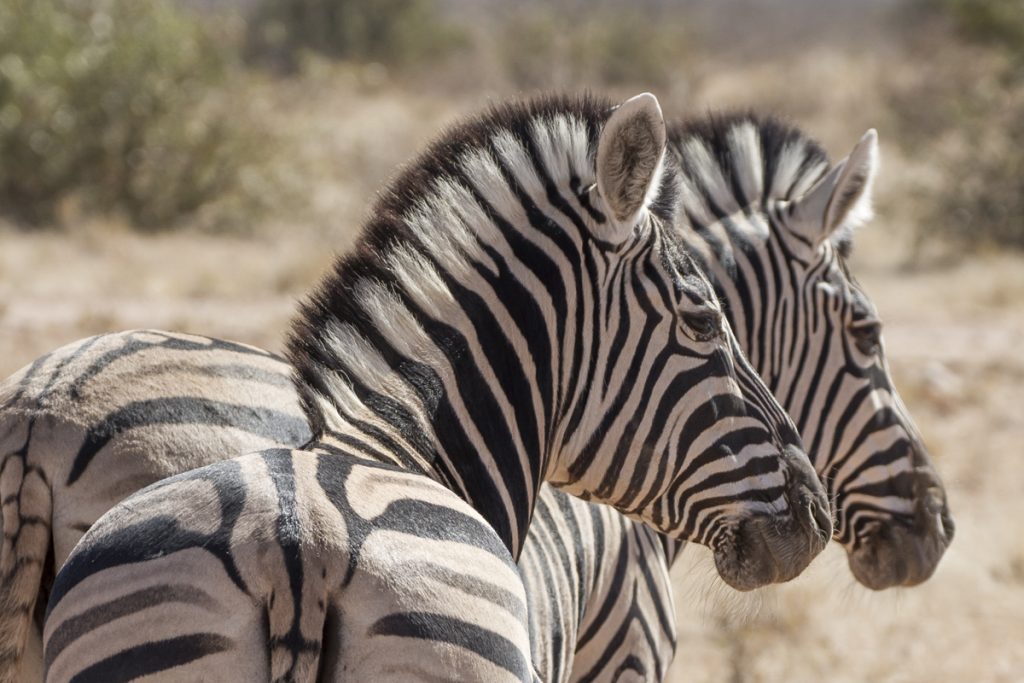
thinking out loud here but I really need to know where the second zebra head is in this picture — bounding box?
[667,114,954,589]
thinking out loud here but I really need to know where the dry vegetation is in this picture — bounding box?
[1,1,1022,680]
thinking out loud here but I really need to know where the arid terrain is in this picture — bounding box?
[2,1,1022,678]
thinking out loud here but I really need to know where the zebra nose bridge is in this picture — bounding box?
[737,374,792,447]
[907,430,938,471]
[726,337,789,439]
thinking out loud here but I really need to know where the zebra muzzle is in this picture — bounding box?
[712,445,831,591]
[846,462,954,590]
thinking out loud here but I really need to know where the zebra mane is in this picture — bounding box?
[668,111,831,224]
[287,93,614,441]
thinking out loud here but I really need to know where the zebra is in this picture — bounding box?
[37,93,831,682]
[0,332,314,682]
[3,112,953,681]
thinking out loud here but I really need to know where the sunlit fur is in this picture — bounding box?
[0,331,311,683]
[7,112,946,683]
[39,96,825,682]
[555,114,953,678]
[287,95,804,554]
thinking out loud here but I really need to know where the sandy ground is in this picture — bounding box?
[2,80,1022,681]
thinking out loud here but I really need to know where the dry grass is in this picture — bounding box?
[1,34,1021,681]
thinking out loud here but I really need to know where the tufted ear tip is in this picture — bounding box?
[613,94,666,146]
[789,128,880,246]
[621,92,663,117]
[853,129,879,173]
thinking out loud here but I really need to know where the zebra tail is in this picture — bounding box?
[0,412,51,683]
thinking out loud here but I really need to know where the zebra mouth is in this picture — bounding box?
[712,446,832,591]
[712,510,830,591]
[847,477,954,590]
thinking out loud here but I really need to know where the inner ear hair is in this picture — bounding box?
[604,116,662,220]
[597,93,667,228]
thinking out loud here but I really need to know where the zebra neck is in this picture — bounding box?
[284,96,632,557]
[290,237,586,557]
[305,347,553,558]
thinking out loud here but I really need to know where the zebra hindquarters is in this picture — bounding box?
[44,448,536,683]
[42,451,299,683]
[45,546,271,682]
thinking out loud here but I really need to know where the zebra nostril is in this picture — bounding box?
[940,507,956,542]
[912,469,953,540]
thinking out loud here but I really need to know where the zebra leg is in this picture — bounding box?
[569,512,676,683]
[0,415,54,683]
[44,449,535,682]
[520,487,678,683]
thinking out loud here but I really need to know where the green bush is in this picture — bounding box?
[0,0,270,230]
[246,0,467,73]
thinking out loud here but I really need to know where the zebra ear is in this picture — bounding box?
[596,92,667,238]
[790,129,878,246]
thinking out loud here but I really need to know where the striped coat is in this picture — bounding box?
[37,93,830,682]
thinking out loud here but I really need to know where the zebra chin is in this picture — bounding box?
[847,464,954,590]
[711,445,832,592]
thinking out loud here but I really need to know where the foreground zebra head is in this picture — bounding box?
[289,93,830,591]
[669,115,953,589]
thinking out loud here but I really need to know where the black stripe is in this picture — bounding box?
[370,612,531,679]
[65,633,232,683]
[48,458,251,614]
[68,397,310,485]
[68,331,278,399]
[262,451,320,678]
[45,585,215,670]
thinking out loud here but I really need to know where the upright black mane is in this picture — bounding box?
[669,111,831,210]
[286,93,614,439]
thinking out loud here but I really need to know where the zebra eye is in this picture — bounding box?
[682,309,722,342]
[849,317,882,355]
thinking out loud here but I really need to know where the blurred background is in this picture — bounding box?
[1,0,1021,680]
